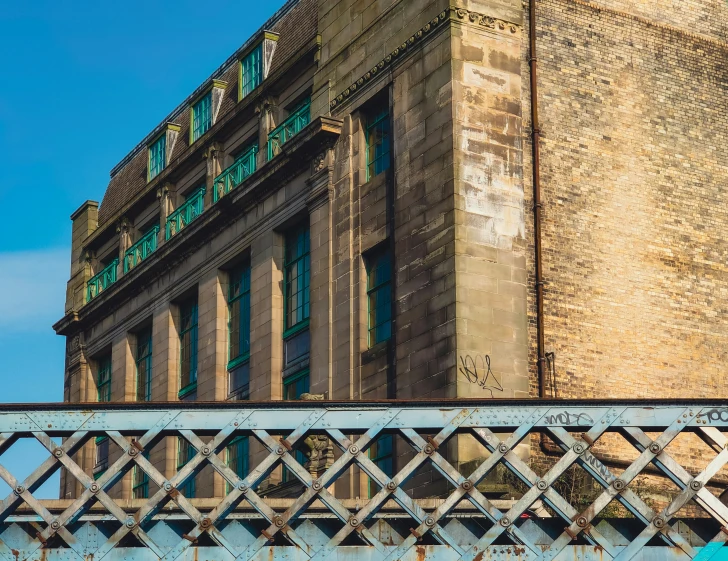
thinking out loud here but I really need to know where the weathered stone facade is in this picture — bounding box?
[54,0,727,500]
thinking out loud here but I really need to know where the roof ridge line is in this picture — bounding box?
[109,0,301,179]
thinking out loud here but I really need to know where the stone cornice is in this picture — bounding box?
[329,6,521,111]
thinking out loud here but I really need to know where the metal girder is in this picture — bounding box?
[0,400,726,561]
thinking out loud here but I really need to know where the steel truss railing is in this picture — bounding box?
[1,400,728,561]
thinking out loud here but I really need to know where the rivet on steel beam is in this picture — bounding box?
[498,443,509,454]
[163,482,173,492]
[499,517,511,527]
[576,516,588,528]
[423,444,435,455]
[237,482,248,493]
[276,446,286,456]
[53,448,64,458]
[50,520,60,530]
[690,480,703,491]
[349,517,360,527]
[274,516,285,528]
[461,480,473,491]
[425,516,436,527]
[312,480,322,491]
[386,481,397,492]
[14,485,25,496]
[125,518,136,529]
[613,479,626,491]
[572,442,587,455]
[537,480,548,491]
[201,446,211,457]
[348,445,360,456]
[128,447,138,456]
[89,483,100,494]
[199,517,212,529]
[652,516,666,528]
[649,442,661,454]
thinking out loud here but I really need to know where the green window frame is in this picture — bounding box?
[366,109,391,181]
[177,438,196,498]
[366,247,392,347]
[284,224,310,337]
[228,264,251,400]
[97,354,112,402]
[240,44,262,99]
[148,134,166,181]
[368,434,394,497]
[135,326,153,401]
[282,369,310,481]
[191,92,212,143]
[179,298,198,398]
[132,451,150,499]
[226,436,249,492]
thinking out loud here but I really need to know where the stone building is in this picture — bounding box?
[54,0,728,500]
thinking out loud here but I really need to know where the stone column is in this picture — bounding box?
[117,217,132,277]
[306,150,334,397]
[255,97,278,168]
[157,183,174,246]
[205,143,224,208]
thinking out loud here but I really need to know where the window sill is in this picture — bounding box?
[283,319,309,340]
[178,383,198,399]
[362,339,390,365]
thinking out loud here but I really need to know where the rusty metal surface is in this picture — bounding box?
[0,402,726,560]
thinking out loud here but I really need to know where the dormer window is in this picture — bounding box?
[241,45,262,99]
[190,80,227,144]
[147,123,180,182]
[238,31,279,102]
[148,134,166,180]
[191,92,212,143]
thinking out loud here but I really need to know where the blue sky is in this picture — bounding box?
[0,0,286,497]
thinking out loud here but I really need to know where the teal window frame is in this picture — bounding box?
[228,264,251,399]
[179,298,198,398]
[282,369,310,481]
[366,247,392,347]
[226,436,249,492]
[148,134,166,181]
[192,92,212,143]
[368,434,394,497]
[240,44,262,99]
[177,438,196,497]
[135,326,153,402]
[86,258,118,302]
[97,354,112,402]
[284,224,310,338]
[132,451,150,499]
[365,109,391,181]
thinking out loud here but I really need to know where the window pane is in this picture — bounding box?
[241,45,262,98]
[366,248,392,346]
[179,299,198,391]
[135,327,152,401]
[228,362,250,400]
[366,110,390,180]
[285,226,310,330]
[177,438,196,497]
[97,354,112,402]
[148,134,166,180]
[192,93,212,142]
[228,265,251,363]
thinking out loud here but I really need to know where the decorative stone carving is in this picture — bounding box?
[300,393,334,477]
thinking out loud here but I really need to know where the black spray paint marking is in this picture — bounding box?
[458,354,503,398]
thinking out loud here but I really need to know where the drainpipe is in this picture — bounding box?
[529,0,547,399]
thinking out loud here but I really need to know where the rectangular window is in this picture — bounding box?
[179,297,198,398]
[177,438,196,498]
[284,225,310,334]
[368,434,394,497]
[135,327,153,401]
[148,134,166,181]
[366,247,392,347]
[192,92,212,142]
[94,436,109,478]
[240,44,262,99]
[97,354,112,402]
[366,109,390,181]
[282,370,309,481]
[132,451,149,499]
[226,436,249,492]
[228,264,251,400]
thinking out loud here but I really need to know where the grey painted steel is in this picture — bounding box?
[0,401,725,560]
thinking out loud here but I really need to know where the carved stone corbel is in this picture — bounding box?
[300,393,334,478]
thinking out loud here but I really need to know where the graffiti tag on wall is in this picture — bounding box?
[459,354,503,398]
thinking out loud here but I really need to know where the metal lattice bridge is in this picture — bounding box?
[1,400,728,560]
